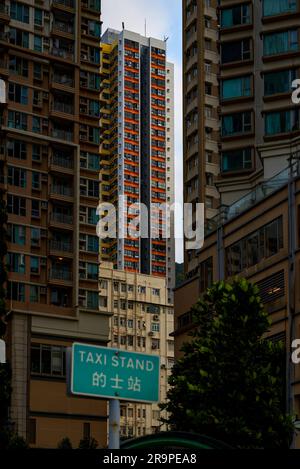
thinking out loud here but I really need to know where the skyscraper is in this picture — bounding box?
[100,28,175,301]
[0,0,109,447]
[183,0,300,276]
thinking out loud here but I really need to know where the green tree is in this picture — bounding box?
[57,437,73,449]
[163,278,294,449]
[78,437,99,449]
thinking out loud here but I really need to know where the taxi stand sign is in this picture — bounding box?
[69,343,160,403]
[68,343,160,450]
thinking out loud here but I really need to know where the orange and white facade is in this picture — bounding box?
[100,29,175,300]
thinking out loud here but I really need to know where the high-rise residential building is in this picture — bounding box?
[99,261,174,438]
[183,0,300,276]
[100,28,175,301]
[0,0,110,448]
[183,0,220,275]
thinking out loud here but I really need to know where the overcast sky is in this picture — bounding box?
[102,0,184,263]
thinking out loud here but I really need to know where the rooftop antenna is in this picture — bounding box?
[144,18,147,37]
[122,22,125,30]
[164,35,169,42]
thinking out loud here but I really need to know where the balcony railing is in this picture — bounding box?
[52,101,74,114]
[52,0,74,8]
[51,212,73,224]
[51,184,73,197]
[51,128,73,141]
[52,73,74,87]
[51,153,74,169]
[52,21,74,34]
[49,268,72,281]
[50,240,73,252]
[50,47,74,61]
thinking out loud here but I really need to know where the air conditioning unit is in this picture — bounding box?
[40,287,47,295]
[153,315,159,321]
[148,332,154,337]
[41,174,48,183]
[44,11,50,20]
[40,258,47,267]
[41,201,48,210]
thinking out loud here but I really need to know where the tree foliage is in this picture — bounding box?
[163,278,294,449]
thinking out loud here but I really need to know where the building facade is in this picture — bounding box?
[0,0,110,448]
[99,261,174,439]
[100,29,175,300]
[183,0,300,276]
[174,161,300,448]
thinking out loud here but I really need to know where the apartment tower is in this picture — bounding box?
[0,0,110,448]
[183,0,300,277]
[100,28,175,302]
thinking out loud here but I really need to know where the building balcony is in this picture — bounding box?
[50,73,75,92]
[49,268,72,284]
[49,239,73,255]
[51,128,74,142]
[51,21,74,38]
[0,4,9,23]
[50,184,73,198]
[50,101,74,119]
[51,0,75,11]
[50,153,74,173]
[0,59,8,76]
[0,31,9,43]
[50,47,74,62]
[49,212,73,228]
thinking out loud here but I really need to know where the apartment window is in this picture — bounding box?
[128,319,134,329]
[87,291,99,310]
[8,83,28,104]
[226,217,283,276]
[221,39,251,63]
[9,28,29,48]
[80,178,99,198]
[29,419,36,445]
[80,151,100,171]
[151,323,160,333]
[264,69,296,96]
[8,167,26,187]
[199,257,213,293]
[7,282,25,302]
[222,111,252,136]
[7,195,26,216]
[221,147,252,173]
[30,285,40,303]
[221,3,251,28]
[34,35,43,52]
[33,63,42,80]
[79,234,99,253]
[32,116,41,133]
[8,111,27,130]
[127,336,134,346]
[152,339,160,350]
[30,256,39,275]
[263,0,297,17]
[31,344,66,377]
[34,8,43,26]
[264,30,298,56]
[31,200,40,218]
[7,140,27,159]
[10,1,29,23]
[31,228,41,247]
[32,144,42,162]
[8,253,25,274]
[32,172,41,190]
[221,76,252,100]
[265,109,300,135]
[9,56,28,77]
[7,224,26,245]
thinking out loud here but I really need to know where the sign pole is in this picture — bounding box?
[108,399,120,449]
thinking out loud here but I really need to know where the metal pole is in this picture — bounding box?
[108,399,120,449]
